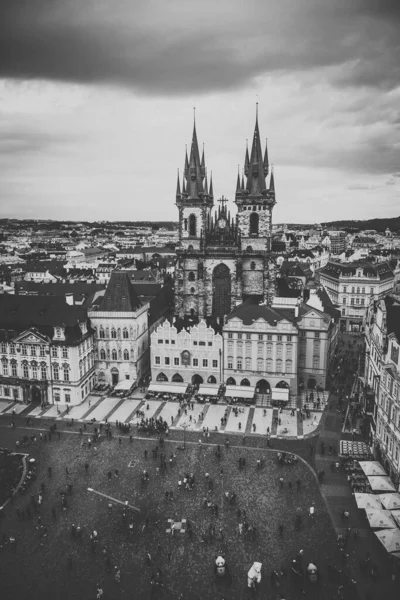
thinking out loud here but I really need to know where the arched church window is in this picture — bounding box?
[184,219,188,231]
[190,287,195,294]
[189,214,196,237]
[188,272,196,281]
[188,245,194,251]
[246,246,253,252]
[250,261,256,270]
[250,212,259,235]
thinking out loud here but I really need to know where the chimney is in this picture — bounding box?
[65,293,74,306]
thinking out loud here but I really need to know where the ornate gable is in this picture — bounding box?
[13,328,50,345]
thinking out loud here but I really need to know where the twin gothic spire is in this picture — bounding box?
[176,108,275,203]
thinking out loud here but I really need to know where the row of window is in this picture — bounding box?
[377,417,400,463]
[227,333,294,341]
[227,358,294,372]
[0,343,70,359]
[343,297,365,306]
[155,356,218,368]
[2,362,49,379]
[95,325,146,339]
[100,348,132,361]
[0,386,19,399]
[342,286,374,294]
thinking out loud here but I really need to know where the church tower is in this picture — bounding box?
[176,120,213,251]
[235,108,276,300]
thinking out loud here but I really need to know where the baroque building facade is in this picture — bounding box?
[0,295,95,406]
[174,113,276,320]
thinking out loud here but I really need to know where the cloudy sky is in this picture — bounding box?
[0,0,399,223]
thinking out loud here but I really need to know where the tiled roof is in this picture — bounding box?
[99,272,142,312]
[0,295,88,343]
[227,298,296,326]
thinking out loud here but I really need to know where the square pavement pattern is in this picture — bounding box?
[340,440,371,456]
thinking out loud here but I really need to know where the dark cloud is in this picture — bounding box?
[0,0,399,94]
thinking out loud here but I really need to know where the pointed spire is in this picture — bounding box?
[182,176,186,194]
[209,172,214,198]
[263,138,269,176]
[245,107,267,195]
[241,169,245,190]
[236,165,241,192]
[201,144,205,168]
[176,169,181,197]
[204,170,208,195]
[184,146,189,174]
[269,166,275,193]
[244,139,249,175]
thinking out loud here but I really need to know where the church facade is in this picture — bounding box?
[174,113,277,320]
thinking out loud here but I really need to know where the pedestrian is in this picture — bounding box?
[119,438,122,445]
[65,467,69,476]
[114,566,121,583]
[144,450,148,459]
[85,463,89,473]
[238,522,243,535]
[108,471,112,481]
[288,481,292,491]
[252,423,256,433]
[48,466,52,478]
[279,477,284,488]
[115,469,119,478]
[242,435,246,445]
[278,523,284,536]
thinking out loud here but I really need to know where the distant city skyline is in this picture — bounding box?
[0,0,399,223]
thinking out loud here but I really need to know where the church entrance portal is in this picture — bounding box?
[212,264,231,318]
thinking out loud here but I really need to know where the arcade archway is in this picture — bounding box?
[192,374,203,385]
[307,378,317,390]
[172,373,183,382]
[156,372,168,382]
[276,380,289,389]
[226,377,236,385]
[240,378,250,386]
[207,375,217,384]
[256,379,270,394]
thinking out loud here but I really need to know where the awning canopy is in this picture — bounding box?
[365,509,397,529]
[375,529,400,554]
[148,382,188,394]
[391,510,400,528]
[354,493,383,510]
[368,476,396,492]
[198,385,219,397]
[271,388,289,402]
[225,385,255,399]
[114,379,136,392]
[378,493,400,511]
[359,461,387,477]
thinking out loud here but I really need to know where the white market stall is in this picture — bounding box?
[198,385,219,397]
[354,493,383,510]
[379,493,400,511]
[359,461,387,477]
[391,510,400,528]
[368,476,396,492]
[375,529,400,554]
[271,388,289,403]
[114,380,136,391]
[365,509,397,529]
[225,385,255,404]
[148,382,188,395]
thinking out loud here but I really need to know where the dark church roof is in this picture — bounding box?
[99,272,142,312]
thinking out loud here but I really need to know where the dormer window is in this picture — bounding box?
[56,327,62,338]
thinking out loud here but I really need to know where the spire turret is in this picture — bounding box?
[209,173,214,198]
[176,170,181,198]
[244,140,249,176]
[179,117,213,202]
[236,166,241,192]
[263,139,269,177]
[269,167,275,194]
